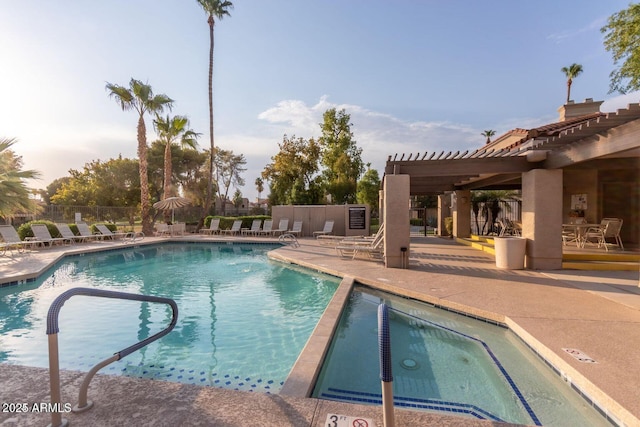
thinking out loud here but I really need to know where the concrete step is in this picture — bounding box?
[458,236,640,271]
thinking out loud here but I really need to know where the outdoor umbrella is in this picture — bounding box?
[153,196,191,223]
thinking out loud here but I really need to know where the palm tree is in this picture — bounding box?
[196,0,233,223]
[153,115,200,200]
[481,130,496,144]
[561,63,583,104]
[0,137,41,218]
[255,177,264,202]
[106,79,173,235]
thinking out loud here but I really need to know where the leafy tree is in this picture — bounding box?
[196,0,233,223]
[561,63,583,103]
[232,189,243,214]
[601,3,640,94]
[51,156,140,207]
[471,190,519,235]
[481,130,496,144]
[153,114,200,200]
[0,138,41,218]
[356,166,381,216]
[262,135,322,206]
[319,108,364,204]
[213,148,246,215]
[106,79,173,235]
[38,177,70,205]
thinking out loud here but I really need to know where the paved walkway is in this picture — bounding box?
[0,236,638,426]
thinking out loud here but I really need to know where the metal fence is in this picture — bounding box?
[12,205,138,226]
[470,199,521,235]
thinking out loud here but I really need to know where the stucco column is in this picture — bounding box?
[522,169,563,270]
[453,190,471,238]
[437,194,451,237]
[383,174,410,268]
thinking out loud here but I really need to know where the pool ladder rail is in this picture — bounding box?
[45,287,178,427]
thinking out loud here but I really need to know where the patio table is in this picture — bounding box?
[562,223,599,248]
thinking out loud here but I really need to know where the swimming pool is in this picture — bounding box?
[312,285,610,426]
[0,243,340,393]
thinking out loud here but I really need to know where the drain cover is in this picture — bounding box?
[401,358,420,370]
[562,348,597,363]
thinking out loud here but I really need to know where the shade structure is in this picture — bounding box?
[153,197,190,222]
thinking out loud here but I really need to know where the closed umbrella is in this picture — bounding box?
[153,197,191,223]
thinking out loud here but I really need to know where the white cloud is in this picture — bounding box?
[546,17,606,44]
[601,91,640,112]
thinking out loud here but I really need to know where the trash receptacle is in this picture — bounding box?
[494,237,526,269]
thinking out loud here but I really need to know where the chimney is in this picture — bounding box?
[558,98,603,121]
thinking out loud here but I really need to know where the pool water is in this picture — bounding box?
[312,286,610,426]
[0,243,340,393]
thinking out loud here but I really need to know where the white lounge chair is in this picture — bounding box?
[31,224,69,246]
[200,218,221,235]
[76,222,102,241]
[256,220,273,236]
[313,220,334,238]
[56,223,86,244]
[0,225,30,255]
[272,219,289,236]
[242,219,262,236]
[221,220,242,236]
[96,224,128,240]
[288,220,303,237]
[336,227,385,259]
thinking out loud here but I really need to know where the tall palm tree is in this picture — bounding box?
[0,137,41,218]
[153,114,200,200]
[481,130,496,144]
[196,0,233,223]
[255,177,264,202]
[561,63,583,104]
[106,79,173,235]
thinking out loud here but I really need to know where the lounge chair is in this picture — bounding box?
[0,225,30,255]
[288,220,303,237]
[271,219,289,236]
[76,222,102,241]
[313,220,334,238]
[336,226,385,259]
[242,219,262,236]
[96,224,143,241]
[256,220,273,236]
[31,224,69,246]
[200,218,221,235]
[221,220,242,236]
[56,223,86,244]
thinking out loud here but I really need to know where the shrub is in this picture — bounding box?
[17,220,61,240]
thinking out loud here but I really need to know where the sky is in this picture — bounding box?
[1,0,639,202]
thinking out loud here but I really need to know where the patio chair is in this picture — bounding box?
[313,220,334,238]
[76,222,102,241]
[288,220,303,237]
[271,219,289,236]
[498,218,520,237]
[336,226,385,260]
[200,218,221,235]
[221,220,242,236]
[55,223,86,244]
[31,224,69,246]
[242,219,262,236]
[0,225,30,255]
[95,224,130,240]
[256,220,274,236]
[583,218,624,251]
[156,223,172,237]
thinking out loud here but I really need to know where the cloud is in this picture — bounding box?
[601,91,640,112]
[253,96,489,185]
[546,17,606,44]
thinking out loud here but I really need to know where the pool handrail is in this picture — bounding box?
[46,287,178,427]
[378,303,395,427]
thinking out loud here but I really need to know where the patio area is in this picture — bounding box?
[0,235,639,426]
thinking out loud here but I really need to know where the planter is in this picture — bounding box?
[494,237,526,270]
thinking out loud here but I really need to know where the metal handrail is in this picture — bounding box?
[378,303,395,427]
[46,287,178,427]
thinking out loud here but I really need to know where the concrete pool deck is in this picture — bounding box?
[0,235,638,426]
